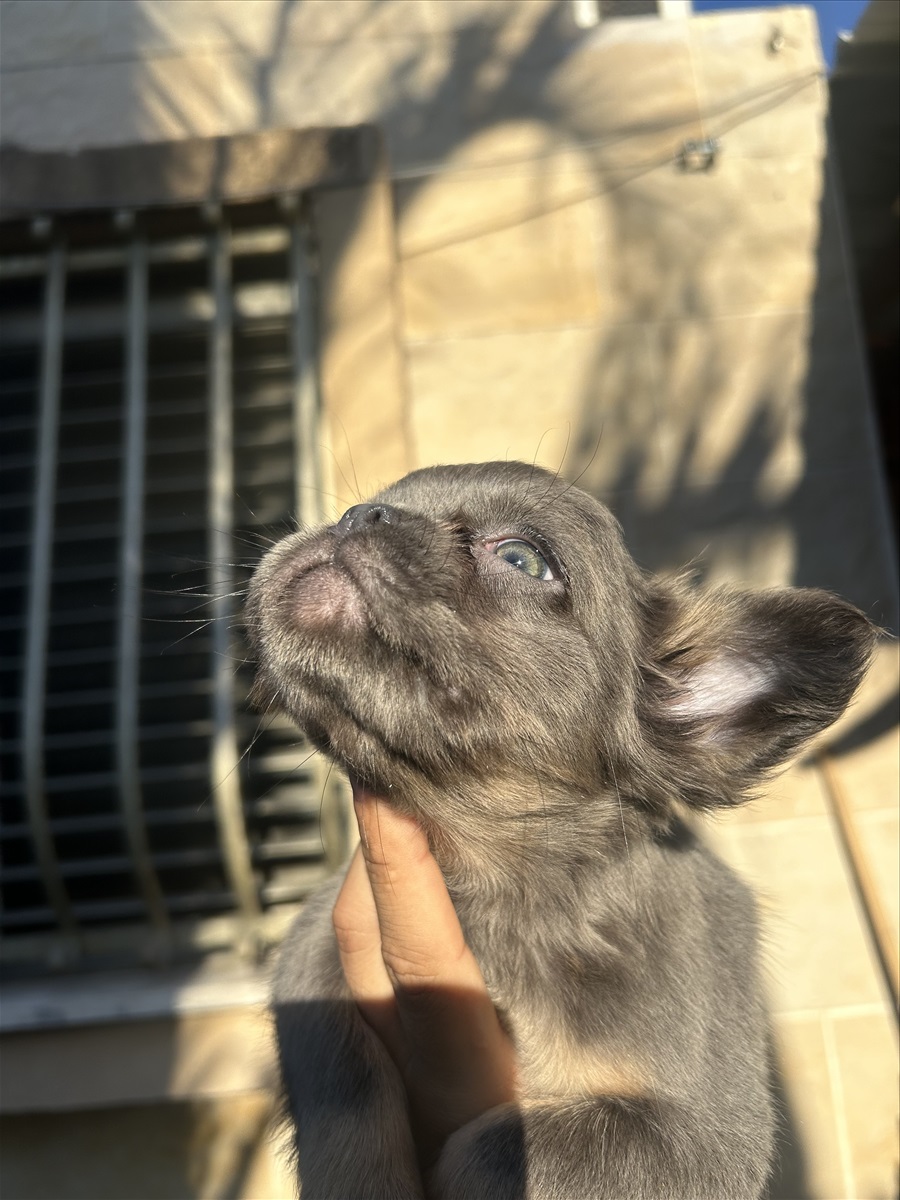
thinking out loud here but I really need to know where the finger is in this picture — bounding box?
[352,789,483,994]
[353,789,517,1098]
[332,846,404,1060]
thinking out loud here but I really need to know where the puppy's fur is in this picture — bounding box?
[247,462,874,1199]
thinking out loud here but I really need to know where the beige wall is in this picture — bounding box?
[6,0,893,609]
[1,3,897,1197]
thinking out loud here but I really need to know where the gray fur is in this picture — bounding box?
[246,462,875,1199]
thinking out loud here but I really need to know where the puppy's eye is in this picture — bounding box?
[491,539,554,580]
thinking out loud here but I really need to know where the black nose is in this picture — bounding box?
[334,502,398,537]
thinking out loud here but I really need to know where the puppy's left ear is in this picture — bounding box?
[642,586,877,808]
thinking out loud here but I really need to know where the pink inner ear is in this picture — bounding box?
[669,654,774,723]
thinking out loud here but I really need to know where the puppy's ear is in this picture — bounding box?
[641,586,876,809]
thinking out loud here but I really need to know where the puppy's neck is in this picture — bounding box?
[391,772,645,901]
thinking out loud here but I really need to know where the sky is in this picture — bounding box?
[690,0,871,69]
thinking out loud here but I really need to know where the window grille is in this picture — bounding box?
[0,197,347,976]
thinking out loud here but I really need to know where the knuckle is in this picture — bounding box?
[380,946,440,988]
[332,906,371,958]
[332,925,365,960]
[379,935,469,988]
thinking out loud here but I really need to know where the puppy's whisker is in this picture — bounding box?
[194,707,282,811]
[551,430,605,507]
[142,614,226,625]
[246,746,326,813]
[603,739,638,912]
[296,481,358,514]
[316,758,338,857]
[521,740,551,866]
[334,418,363,503]
[555,424,573,482]
[527,427,557,479]
[161,620,216,651]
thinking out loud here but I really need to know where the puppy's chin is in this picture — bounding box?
[290,564,368,634]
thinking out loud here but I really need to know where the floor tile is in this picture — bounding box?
[853,808,900,958]
[712,817,884,1013]
[727,757,830,825]
[830,1010,900,1200]
[768,1013,847,1200]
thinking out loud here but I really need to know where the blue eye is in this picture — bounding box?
[492,539,553,580]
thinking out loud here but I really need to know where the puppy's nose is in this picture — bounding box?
[334,502,398,537]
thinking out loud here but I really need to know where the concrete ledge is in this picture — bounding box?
[0,125,382,216]
[0,956,271,1033]
[0,958,278,1112]
[1,1004,277,1112]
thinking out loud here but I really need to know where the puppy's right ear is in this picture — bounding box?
[640,585,876,810]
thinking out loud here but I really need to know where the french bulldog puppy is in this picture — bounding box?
[247,461,874,1199]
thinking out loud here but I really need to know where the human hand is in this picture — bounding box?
[332,783,519,1169]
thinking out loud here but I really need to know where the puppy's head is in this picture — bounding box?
[247,462,874,838]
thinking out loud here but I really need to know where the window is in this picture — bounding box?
[0,130,373,975]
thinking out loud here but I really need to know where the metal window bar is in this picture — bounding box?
[21,238,78,942]
[116,230,171,942]
[207,219,260,927]
[289,209,323,531]
[0,200,338,974]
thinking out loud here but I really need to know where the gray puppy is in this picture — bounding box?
[247,461,874,1200]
